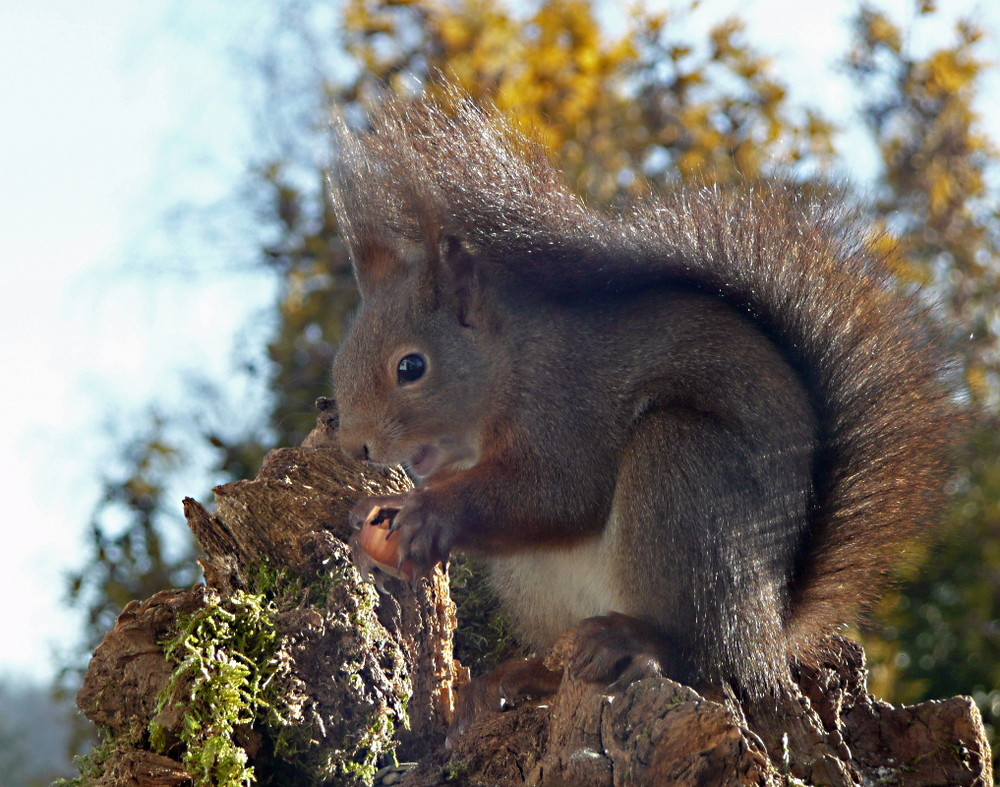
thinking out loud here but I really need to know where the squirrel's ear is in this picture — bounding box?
[439,236,482,328]
[350,233,407,298]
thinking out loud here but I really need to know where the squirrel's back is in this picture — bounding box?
[331,92,962,666]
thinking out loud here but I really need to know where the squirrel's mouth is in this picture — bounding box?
[407,444,442,481]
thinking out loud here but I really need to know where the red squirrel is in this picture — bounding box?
[327,93,960,707]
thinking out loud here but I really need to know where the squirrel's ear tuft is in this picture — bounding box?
[328,119,409,298]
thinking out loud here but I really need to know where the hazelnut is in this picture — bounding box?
[357,506,416,580]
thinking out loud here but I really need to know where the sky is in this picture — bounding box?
[0,0,997,685]
[0,0,277,681]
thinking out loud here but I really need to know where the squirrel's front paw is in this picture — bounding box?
[349,491,455,580]
[390,492,457,574]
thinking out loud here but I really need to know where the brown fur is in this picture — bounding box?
[329,92,961,697]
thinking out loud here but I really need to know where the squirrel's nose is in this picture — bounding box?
[337,420,372,463]
[342,438,370,463]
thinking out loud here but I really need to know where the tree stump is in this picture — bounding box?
[70,405,993,786]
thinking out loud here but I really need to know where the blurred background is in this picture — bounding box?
[1,0,998,782]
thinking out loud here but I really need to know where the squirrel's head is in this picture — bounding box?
[332,232,503,484]
[327,93,561,482]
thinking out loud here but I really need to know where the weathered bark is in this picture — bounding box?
[72,407,993,786]
[404,634,992,787]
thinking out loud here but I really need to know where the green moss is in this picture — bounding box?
[131,535,414,787]
[449,556,520,672]
[52,726,117,787]
[444,758,470,782]
[247,557,368,616]
[150,590,282,787]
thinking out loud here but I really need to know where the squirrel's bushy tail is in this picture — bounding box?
[332,93,964,656]
[627,185,962,656]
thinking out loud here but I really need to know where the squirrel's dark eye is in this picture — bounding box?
[397,353,427,385]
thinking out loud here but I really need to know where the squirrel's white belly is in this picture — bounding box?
[487,532,621,652]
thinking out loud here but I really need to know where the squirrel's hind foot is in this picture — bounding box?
[568,612,672,690]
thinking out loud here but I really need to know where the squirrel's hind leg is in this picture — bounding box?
[601,405,803,693]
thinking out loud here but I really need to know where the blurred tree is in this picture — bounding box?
[843,3,1000,745]
[68,416,194,648]
[65,392,273,660]
[67,0,998,759]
